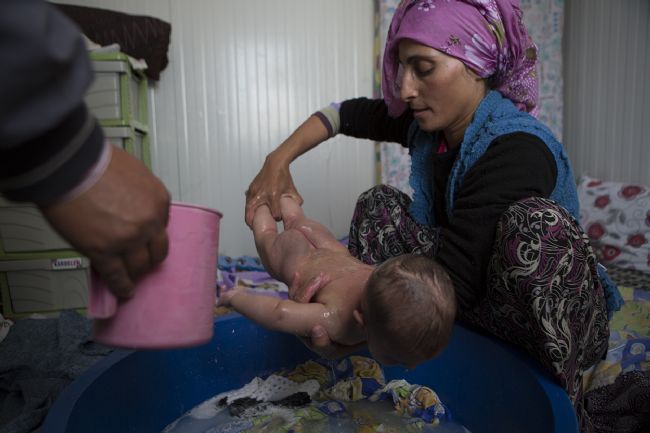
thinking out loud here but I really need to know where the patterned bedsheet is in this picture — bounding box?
[583,266,650,393]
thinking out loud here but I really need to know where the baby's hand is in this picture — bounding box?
[300,325,365,360]
[289,271,330,303]
[216,287,240,307]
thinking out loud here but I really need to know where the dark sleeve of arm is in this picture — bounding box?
[339,98,413,146]
[437,133,557,309]
[0,0,104,205]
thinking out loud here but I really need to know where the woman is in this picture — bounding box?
[245,1,614,429]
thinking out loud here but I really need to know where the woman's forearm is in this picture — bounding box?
[244,114,331,225]
[267,114,330,167]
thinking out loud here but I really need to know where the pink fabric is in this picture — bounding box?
[436,136,447,154]
[382,0,539,117]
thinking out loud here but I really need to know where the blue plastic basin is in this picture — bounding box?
[43,314,578,433]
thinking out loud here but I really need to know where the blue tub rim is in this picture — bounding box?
[43,313,579,433]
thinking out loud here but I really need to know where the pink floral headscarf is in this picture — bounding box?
[382,0,539,117]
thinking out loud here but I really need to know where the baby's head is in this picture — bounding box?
[357,254,456,369]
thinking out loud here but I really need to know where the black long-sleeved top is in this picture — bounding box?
[339,98,557,308]
[0,0,104,205]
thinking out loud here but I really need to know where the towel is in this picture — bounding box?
[0,310,112,433]
[178,356,450,433]
[53,3,171,81]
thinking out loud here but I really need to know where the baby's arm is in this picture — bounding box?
[218,287,332,337]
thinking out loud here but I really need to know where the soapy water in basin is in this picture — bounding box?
[162,396,471,433]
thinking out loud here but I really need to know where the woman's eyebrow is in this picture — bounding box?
[405,54,437,65]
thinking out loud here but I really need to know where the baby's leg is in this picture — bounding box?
[252,205,282,275]
[280,197,345,252]
[280,196,307,230]
[253,202,314,283]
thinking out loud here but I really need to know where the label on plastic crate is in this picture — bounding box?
[51,257,85,270]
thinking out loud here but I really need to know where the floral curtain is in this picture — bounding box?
[376,0,565,194]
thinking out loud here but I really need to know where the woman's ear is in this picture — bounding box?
[353,309,365,327]
[464,65,490,89]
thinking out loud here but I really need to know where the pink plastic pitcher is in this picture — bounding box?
[89,202,222,349]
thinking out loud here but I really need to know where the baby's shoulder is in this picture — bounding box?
[318,276,365,306]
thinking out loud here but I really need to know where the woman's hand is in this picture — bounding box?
[216,287,240,307]
[244,115,331,227]
[41,147,170,299]
[288,271,330,303]
[290,272,361,359]
[299,325,365,360]
[244,155,303,227]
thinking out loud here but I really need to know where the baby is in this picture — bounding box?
[219,197,456,368]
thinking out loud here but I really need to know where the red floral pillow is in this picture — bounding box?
[578,175,650,273]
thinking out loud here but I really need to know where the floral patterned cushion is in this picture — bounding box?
[578,175,650,273]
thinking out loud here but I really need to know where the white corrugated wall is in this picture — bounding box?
[52,0,650,256]
[564,0,650,186]
[55,0,375,257]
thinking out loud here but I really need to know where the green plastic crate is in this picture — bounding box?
[0,256,90,319]
[86,52,149,131]
[103,126,151,169]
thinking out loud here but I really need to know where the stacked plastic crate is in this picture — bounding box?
[86,51,151,168]
[0,52,150,318]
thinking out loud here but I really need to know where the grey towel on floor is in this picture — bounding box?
[0,310,112,433]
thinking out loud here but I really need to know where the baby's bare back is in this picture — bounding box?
[295,249,369,345]
[266,204,370,345]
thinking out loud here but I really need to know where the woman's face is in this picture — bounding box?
[397,39,487,140]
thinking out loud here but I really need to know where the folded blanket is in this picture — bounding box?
[54,3,171,81]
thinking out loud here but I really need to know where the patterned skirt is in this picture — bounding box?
[348,185,609,431]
